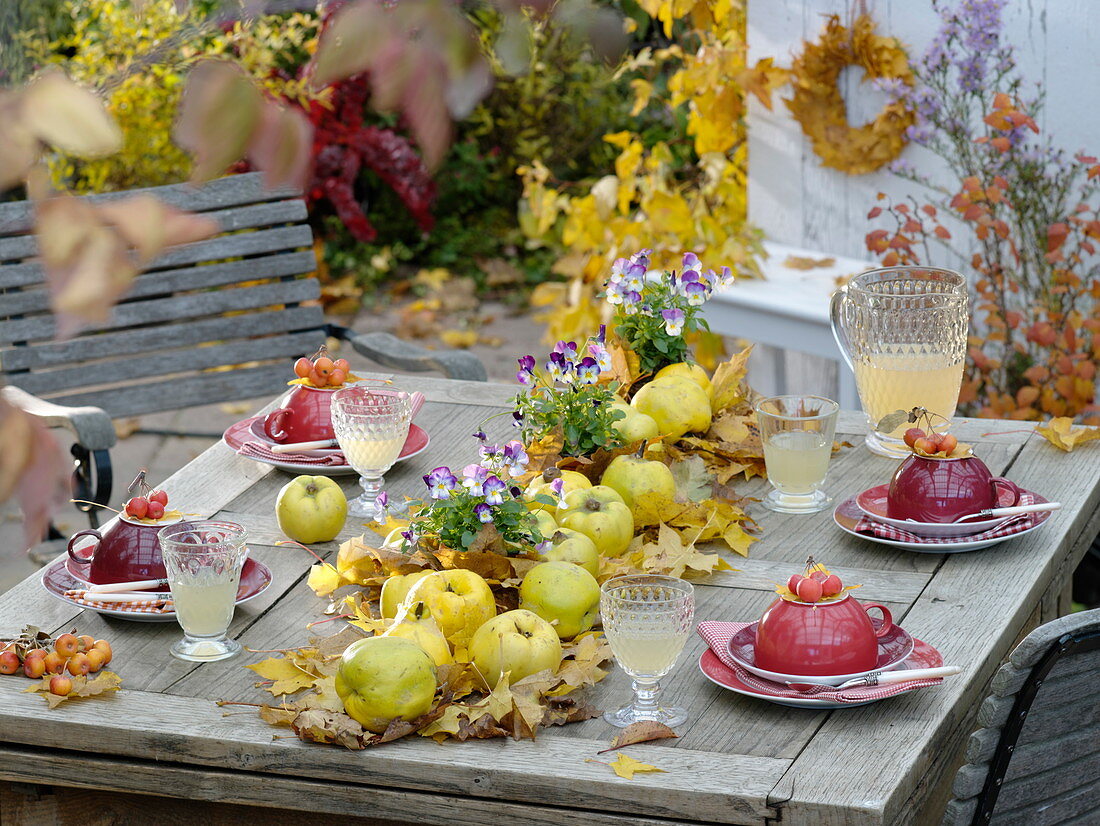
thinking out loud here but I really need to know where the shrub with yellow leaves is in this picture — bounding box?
[22,0,320,193]
[520,0,784,347]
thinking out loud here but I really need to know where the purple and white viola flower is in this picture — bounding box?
[683,279,710,306]
[482,474,507,506]
[502,441,529,476]
[552,340,579,360]
[512,411,524,429]
[372,490,389,523]
[662,307,686,336]
[516,354,536,386]
[549,477,568,508]
[576,356,601,385]
[682,251,701,271]
[462,463,488,495]
[588,340,612,372]
[474,502,493,524]
[605,280,626,305]
[479,442,504,470]
[424,467,457,500]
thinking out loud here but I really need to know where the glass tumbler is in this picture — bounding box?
[331,386,414,517]
[830,266,968,456]
[158,520,248,662]
[600,575,695,728]
[755,394,840,514]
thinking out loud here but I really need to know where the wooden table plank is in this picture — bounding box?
[770,429,1100,824]
[0,685,787,824]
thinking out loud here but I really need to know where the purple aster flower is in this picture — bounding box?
[502,441,529,476]
[682,251,701,271]
[662,308,685,336]
[474,502,493,523]
[482,474,507,505]
[462,464,488,495]
[576,356,600,384]
[424,467,457,499]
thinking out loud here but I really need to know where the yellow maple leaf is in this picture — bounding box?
[590,753,667,780]
[247,655,319,696]
[709,344,754,413]
[306,562,341,597]
[1036,417,1100,452]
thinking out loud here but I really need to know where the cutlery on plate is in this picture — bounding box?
[64,591,169,604]
[905,502,1061,525]
[270,438,339,454]
[86,578,169,593]
[785,665,962,694]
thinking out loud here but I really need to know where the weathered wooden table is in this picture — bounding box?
[1,377,1097,825]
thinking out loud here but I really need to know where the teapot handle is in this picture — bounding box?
[862,603,894,638]
[262,408,291,443]
[990,477,1021,508]
[829,287,855,371]
[67,529,102,564]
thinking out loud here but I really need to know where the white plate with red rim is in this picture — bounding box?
[856,483,1025,537]
[835,491,1053,553]
[726,618,914,686]
[699,636,943,709]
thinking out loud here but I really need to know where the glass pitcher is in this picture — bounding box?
[830,266,968,456]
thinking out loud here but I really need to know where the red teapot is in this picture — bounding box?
[888,453,1020,523]
[67,514,182,584]
[262,385,338,443]
[755,594,893,676]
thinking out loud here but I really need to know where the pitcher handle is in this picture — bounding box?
[67,529,102,564]
[262,408,291,442]
[829,287,855,371]
[990,477,1022,508]
[862,603,894,638]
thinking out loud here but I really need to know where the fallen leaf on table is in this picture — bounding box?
[587,753,666,780]
[247,654,319,695]
[1036,417,1100,451]
[669,455,713,502]
[259,704,298,726]
[24,670,122,708]
[598,721,679,753]
[440,329,478,349]
[709,345,754,414]
[783,255,835,269]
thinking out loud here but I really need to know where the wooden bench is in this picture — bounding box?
[0,172,486,524]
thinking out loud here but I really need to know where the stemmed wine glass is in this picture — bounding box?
[331,386,414,517]
[600,574,695,728]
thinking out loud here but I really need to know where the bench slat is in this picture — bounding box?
[11,330,321,396]
[0,173,297,236]
[2,251,316,318]
[2,305,323,371]
[0,278,320,343]
[44,363,294,418]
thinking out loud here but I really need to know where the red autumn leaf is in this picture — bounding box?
[921,204,937,217]
[990,136,1010,153]
[962,176,982,192]
[1047,223,1070,253]
[895,203,910,214]
[881,251,899,266]
[309,1,391,89]
[934,225,952,239]
[963,204,985,221]
[867,206,882,219]
[992,92,1011,109]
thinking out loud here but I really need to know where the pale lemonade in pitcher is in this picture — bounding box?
[762,430,832,494]
[854,349,964,437]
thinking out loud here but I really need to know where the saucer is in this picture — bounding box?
[43,555,272,623]
[699,636,943,709]
[726,618,914,686]
[223,416,430,476]
[835,492,1051,553]
[856,484,1022,536]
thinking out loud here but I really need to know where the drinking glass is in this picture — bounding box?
[331,386,414,517]
[600,575,695,728]
[158,520,247,662]
[830,266,968,456]
[755,394,839,514]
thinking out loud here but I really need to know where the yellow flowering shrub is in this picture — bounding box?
[522,0,786,347]
[23,0,320,193]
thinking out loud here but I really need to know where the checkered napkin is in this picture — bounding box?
[855,491,1041,544]
[697,621,942,703]
[64,590,174,614]
[235,441,348,466]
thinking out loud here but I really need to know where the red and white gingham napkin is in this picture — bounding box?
[697,621,943,703]
[64,590,174,614]
[855,491,1041,544]
[235,441,348,466]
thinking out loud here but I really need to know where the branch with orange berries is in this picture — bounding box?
[877,407,973,459]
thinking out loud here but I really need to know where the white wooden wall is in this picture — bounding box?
[747,0,1100,262]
